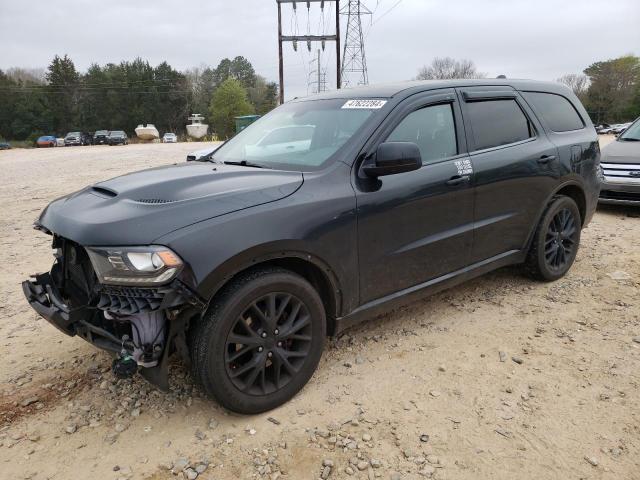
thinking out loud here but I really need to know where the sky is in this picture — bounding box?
[1,0,638,100]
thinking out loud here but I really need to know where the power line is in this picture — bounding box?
[277,0,342,103]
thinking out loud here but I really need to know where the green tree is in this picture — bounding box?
[248,75,278,115]
[213,56,257,89]
[209,78,254,139]
[583,55,640,123]
[185,66,217,122]
[46,54,79,133]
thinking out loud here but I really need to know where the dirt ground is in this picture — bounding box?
[0,137,639,480]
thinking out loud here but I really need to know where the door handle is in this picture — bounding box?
[538,155,556,164]
[446,175,470,186]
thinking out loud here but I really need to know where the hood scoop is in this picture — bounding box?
[91,186,118,198]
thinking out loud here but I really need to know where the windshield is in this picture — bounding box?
[211,98,384,171]
[619,118,640,141]
[95,130,108,135]
[67,132,80,136]
[111,131,124,136]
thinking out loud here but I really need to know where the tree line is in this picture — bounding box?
[417,55,640,124]
[0,55,277,142]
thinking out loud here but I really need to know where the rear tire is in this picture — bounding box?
[190,267,326,414]
[525,195,581,281]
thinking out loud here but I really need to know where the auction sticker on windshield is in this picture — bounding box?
[342,99,388,109]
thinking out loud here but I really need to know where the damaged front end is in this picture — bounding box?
[22,234,205,390]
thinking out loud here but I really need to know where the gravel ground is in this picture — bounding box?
[0,137,639,480]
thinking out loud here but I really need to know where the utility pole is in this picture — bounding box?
[277,0,341,104]
[340,0,371,87]
[317,49,322,93]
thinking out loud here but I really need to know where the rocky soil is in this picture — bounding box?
[0,138,638,480]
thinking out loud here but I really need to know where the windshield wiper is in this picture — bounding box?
[223,160,271,169]
[619,137,639,141]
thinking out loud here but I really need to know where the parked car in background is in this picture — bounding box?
[64,132,92,146]
[599,117,640,205]
[0,141,10,150]
[37,135,57,148]
[612,122,632,135]
[23,79,600,414]
[56,138,65,147]
[108,130,128,145]
[162,132,177,143]
[595,123,611,134]
[93,130,110,145]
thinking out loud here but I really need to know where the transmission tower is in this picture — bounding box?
[340,0,371,87]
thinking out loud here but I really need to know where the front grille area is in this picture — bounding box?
[600,190,640,202]
[56,238,96,306]
[97,285,167,315]
[601,162,640,184]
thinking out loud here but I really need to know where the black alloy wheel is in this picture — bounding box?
[224,292,313,395]
[544,208,578,272]
[525,195,581,281]
[190,267,326,414]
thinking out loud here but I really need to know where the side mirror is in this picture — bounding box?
[362,142,423,177]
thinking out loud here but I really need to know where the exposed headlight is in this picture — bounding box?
[86,246,183,286]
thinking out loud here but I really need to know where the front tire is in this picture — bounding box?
[525,195,581,281]
[190,267,326,414]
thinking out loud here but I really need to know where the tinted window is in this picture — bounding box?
[466,100,533,150]
[386,103,457,163]
[523,91,584,132]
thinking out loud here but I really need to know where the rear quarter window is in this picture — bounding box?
[522,91,584,132]
[465,99,534,151]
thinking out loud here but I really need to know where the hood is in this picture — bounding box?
[38,162,303,246]
[601,140,640,164]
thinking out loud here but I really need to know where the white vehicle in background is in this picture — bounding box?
[162,133,177,143]
[612,122,632,135]
[56,138,65,147]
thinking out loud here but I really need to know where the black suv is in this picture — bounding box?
[93,130,110,145]
[108,130,128,145]
[23,80,600,414]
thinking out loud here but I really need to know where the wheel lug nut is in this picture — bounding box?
[274,329,279,335]
[258,347,263,352]
[277,341,282,347]
[267,352,273,358]
[261,332,267,338]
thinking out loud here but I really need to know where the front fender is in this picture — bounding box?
[198,242,343,313]
[154,163,359,316]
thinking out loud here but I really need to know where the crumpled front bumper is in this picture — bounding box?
[22,270,202,390]
[22,272,81,337]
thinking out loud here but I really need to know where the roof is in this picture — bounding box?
[296,79,573,101]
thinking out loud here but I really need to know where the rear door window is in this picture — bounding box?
[466,99,534,150]
[386,103,457,164]
[522,91,584,132]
